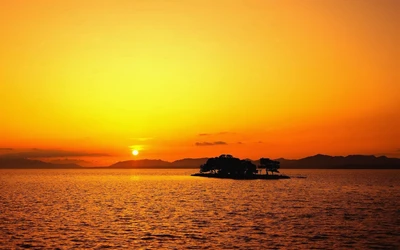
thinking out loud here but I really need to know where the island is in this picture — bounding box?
[191,154,290,180]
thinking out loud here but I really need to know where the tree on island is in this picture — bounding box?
[194,155,289,179]
[200,154,257,177]
[259,158,280,175]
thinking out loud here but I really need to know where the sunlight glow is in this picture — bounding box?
[0,0,399,163]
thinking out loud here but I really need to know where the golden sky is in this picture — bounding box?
[1,0,399,166]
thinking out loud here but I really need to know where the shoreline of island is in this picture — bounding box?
[191,172,290,180]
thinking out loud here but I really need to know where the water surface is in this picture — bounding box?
[0,169,399,249]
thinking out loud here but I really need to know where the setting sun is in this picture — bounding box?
[132,150,139,156]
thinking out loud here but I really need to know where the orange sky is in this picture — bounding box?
[0,0,399,166]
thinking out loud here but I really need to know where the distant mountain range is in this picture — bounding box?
[1,154,400,169]
[109,158,209,169]
[277,154,400,169]
[0,157,81,169]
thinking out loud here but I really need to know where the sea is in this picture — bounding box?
[0,169,399,249]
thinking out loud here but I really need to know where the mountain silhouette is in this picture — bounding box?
[278,154,400,169]
[1,154,399,169]
[0,158,82,169]
[109,158,210,168]
[109,159,172,168]
[171,158,209,168]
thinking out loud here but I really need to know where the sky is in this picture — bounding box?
[0,0,399,166]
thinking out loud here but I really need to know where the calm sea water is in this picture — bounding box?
[0,169,399,249]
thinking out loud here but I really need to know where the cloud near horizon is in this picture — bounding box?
[0,148,13,151]
[198,133,211,136]
[198,132,234,137]
[0,149,109,158]
[195,141,227,146]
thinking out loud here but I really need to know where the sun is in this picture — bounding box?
[132,149,139,156]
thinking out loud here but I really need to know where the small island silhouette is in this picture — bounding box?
[191,154,290,180]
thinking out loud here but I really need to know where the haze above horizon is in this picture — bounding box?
[1,0,399,166]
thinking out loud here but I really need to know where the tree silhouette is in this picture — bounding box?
[259,158,280,175]
[241,159,258,176]
[199,155,257,177]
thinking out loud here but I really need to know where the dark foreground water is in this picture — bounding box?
[0,169,399,249]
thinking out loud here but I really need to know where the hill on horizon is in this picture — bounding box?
[0,157,82,169]
[277,154,400,169]
[1,154,400,169]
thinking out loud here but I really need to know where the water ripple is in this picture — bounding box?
[0,169,399,249]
